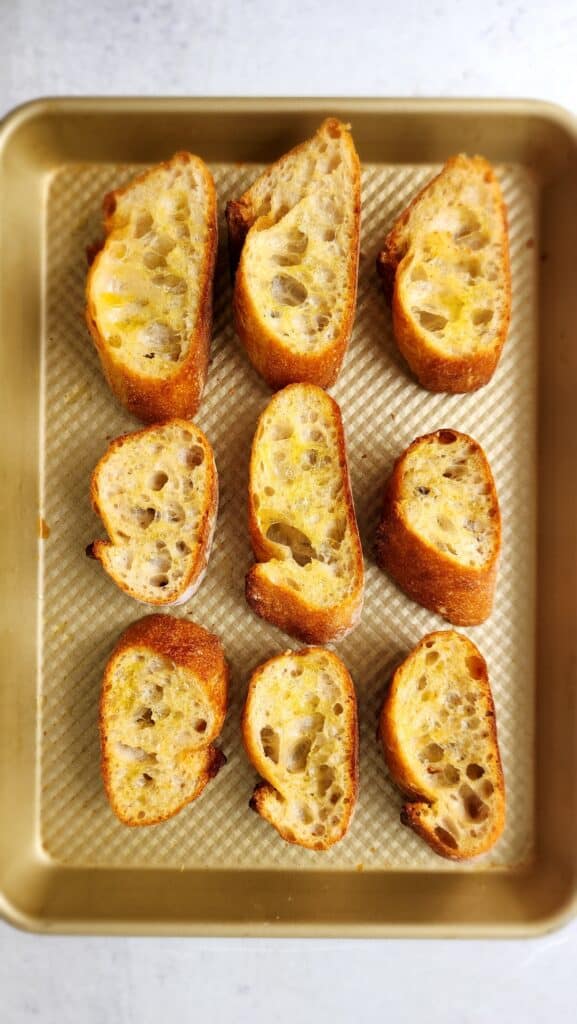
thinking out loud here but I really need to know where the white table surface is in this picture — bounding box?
[1,1,576,1021]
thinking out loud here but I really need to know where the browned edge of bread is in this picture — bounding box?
[88,418,218,606]
[379,630,505,860]
[241,646,359,850]
[375,429,501,626]
[376,155,511,393]
[100,613,228,826]
[86,152,218,423]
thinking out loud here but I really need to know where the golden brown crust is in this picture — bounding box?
[100,614,228,827]
[376,155,511,393]
[88,419,218,606]
[225,196,253,275]
[241,647,359,850]
[379,631,506,860]
[229,119,361,390]
[246,384,364,643]
[375,430,501,626]
[86,152,217,423]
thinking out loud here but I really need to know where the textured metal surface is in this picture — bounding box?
[39,158,537,871]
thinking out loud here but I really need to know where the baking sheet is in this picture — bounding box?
[39,156,537,873]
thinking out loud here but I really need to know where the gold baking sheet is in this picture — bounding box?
[2,98,577,936]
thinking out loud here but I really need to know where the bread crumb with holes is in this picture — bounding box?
[380,630,505,860]
[88,419,218,606]
[242,646,358,850]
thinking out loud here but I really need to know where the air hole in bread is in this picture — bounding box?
[333,702,344,715]
[271,274,308,307]
[149,553,171,574]
[260,725,280,763]
[434,825,458,850]
[330,789,343,805]
[317,764,335,796]
[426,650,440,666]
[296,804,314,825]
[320,153,341,173]
[326,517,346,544]
[464,790,489,822]
[453,209,481,241]
[437,514,455,533]
[133,506,155,529]
[468,717,481,730]
[164,503,185,524]
[137,707,155,728]
[115,742,156,763]
[140,321,182,362]
[149,471,168,491]
[303,449,317,467]
[481,779,494,797]
[308,428,325,443]
[194,719,207,734]
[421,742,444,763]
[411,264,428,282]
[447,692,461,707]
[315,314,330,331]
[286,738,312,773]
[175,540,190,556]
[414,309,448,333]
[140,773,154,786]
[150,574,169,588]
[472,308,494,327]
[152,273,186,295]
[133,211,153,237]
[311,823,326,837]
[271,422,293,441]
[439,765,460,785]
[272,227,308,266]
[264,486,275,496]
[417,676,427,691]
[108,334,122,348]
[266,522,316,566]
[143,250,166,270]
[466,762,485,780]
[184,446,204,467]
[148,232,176,255]
[322,227,336,242]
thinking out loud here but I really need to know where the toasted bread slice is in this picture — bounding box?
[380,630,505,860]
[376,155,511,392]
[88,419,218,606]
[227,118,361,389]
[375,429,500,625]
[246,384,364,643]
[86,152,217,422]
[242,647,358,849]
[100,614,228,826]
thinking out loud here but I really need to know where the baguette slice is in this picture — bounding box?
[375,429,500,625]
[246,384,364,644]
[228,118,361,390]
[242,647,358,850]
[380,630,505,860]
[100,614,228,826]
[86,152,217,422]
[88,419,218,606]
[376,155,511,392]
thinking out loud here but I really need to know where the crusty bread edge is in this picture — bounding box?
[88,419,218,607]
[379,630,506,860]
[246,384,364,643]
[230,121,361,390]
[241,646,359,850]
[86,152,218,423]
[100,613,229,827]
[375,429,501,626]
[376,155,512,393]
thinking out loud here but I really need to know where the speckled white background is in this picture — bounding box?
[2,1,577,1022]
